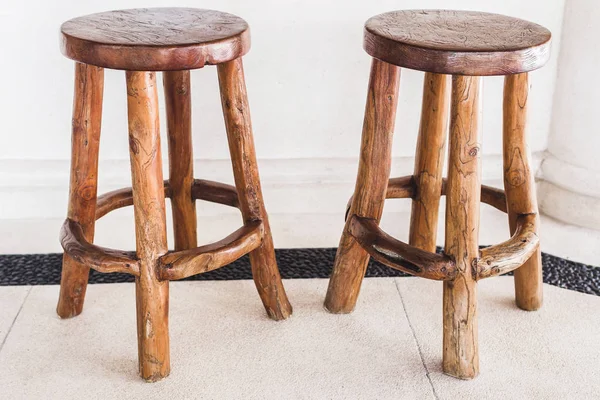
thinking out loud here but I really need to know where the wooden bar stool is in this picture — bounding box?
[56,8,292,382]
[325,10,551,379]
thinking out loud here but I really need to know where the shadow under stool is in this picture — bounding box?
[56,7,292,382]
[324,10,551,379]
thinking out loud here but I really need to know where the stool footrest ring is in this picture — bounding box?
[63,179,256,280]
[348,215,456,280]
[96,179,240,220]
[346,176,507,220]
[477,213,540,279]
[158,221,264,281]
[60,218,140,276]
[346,175,538,280]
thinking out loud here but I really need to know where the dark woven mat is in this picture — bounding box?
[0,249,598,296]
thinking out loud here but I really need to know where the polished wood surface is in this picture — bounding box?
[478,214,540,280]
[364,10,551,75]
[60,218,140,276]
[328,10,549,381]
[159,221,264,281]
[163,70,197,251]
[324,58,400,314]
[95,179,240,220]
[57,9,292,382]
[61,8,250,71]
[348,215,455,280]
[126,71,170,382]
[442,75,482,379]
[503,73,543,310]
[409,73,450,252]
[218,58,293,320]
[56,63,104,319]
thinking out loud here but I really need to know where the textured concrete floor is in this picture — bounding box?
[0,277,599,399]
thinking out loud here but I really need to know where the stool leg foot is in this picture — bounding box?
[57,63,104,319]
[409,72,450,252]
[126,71,170,382]
[164,70,197,251]
[443,75,482,379]
[324,59,401,313]
[218,58,292,321]
[503,73,543,311]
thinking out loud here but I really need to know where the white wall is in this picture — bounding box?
[0,0,565,253]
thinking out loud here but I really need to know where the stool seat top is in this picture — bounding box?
[364,10,552,76]
[61,8,250,71]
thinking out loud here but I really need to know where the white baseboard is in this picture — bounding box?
[537,152,600,230]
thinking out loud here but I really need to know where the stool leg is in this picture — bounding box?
[409,73,450,252]
[324,59,401,313]
[503,73,543,311]
[164,71,197,251]
[217,58,292,320]
[443,75,482,379]
[126,71,170,382]
[57,63,104,318]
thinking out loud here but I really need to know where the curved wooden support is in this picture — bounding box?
[383,175,508,212]
[478,184,507,213]
[477,214,539,280]
[347,215,455,280]
[158,221,264,281]
[346,176,507,220]
[95,179,240,220]
[387,176,416,199]
[95,183,171,220]
[60,218,140,276]
[191,179,240,208]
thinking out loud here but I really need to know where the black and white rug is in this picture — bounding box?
[1,249,598,296]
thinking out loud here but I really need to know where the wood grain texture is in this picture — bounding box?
[478,213,539,279]
[163,71,197,251]
[383,176,506,213]
[387,176,416,199]
[324,59,400,313]
[57,63,104,319]
[158,221,264,281]
[126,71,170,382]
[95,179,240,220]
[61,8,250,71]
[443,75,482,379]
[409,73,450,252]
[191,179,240,209]
[60,218,140,276]
[478,183,508,213]
[364,10,551,75]
[218,58,292,320]
[348,215,455,280]
[503,73,543,311]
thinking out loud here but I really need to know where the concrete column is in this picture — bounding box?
[539,0,600,230]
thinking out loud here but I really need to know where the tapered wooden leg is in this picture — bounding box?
[409,73,450,252]
[217,58,292,320]
[57,63,104,319]
[163,70,197,251]
[126,71,170,382]
[324,59,401,313]
[503,73,543,311]
[443,75,481,379]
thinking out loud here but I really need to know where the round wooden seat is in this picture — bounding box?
[60,8,250,71]
[364,10,552,76]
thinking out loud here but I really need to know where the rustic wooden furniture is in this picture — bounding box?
[325,10,551,379]
[56,8,292,382]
